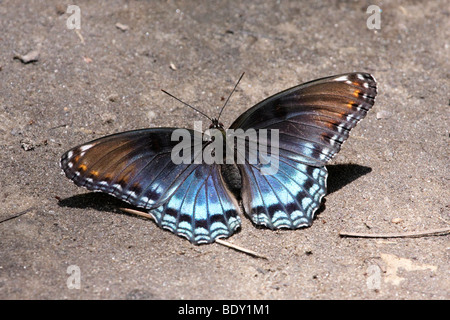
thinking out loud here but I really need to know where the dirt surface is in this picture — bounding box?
[0,1,448,300]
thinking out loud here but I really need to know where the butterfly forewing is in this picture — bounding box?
[61,129,194,208]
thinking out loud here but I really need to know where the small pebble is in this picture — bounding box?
[14,50,39,64]
[115,23,129,31]
[376,110,392,120]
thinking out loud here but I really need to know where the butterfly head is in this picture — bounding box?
[209,118,224,129]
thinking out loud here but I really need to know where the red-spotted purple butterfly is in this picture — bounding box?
[60,73,377,244]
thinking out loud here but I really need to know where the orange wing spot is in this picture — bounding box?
[90,170,99,177]
[347,101,356,108]
[78,164,87,172]
[324,121,335,129]
[73,155,80,163]
[352,81,360,86]
[352,89,360,98]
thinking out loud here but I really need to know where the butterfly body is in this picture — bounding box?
[61,73,377,244]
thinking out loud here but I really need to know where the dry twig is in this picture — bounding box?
[215,239,267,259]
[0,207,34,224]
[339,227,450,239]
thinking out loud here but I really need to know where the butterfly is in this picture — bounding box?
[60,72,377,244]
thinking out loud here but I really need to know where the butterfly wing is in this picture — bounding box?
[60,128,241,244]
[149,162,241,243]
[230,72,377,229]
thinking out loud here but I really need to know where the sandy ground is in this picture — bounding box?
[0,0,448,299]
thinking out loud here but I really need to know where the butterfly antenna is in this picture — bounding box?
[217,72,245,122]
[161,89,213,122]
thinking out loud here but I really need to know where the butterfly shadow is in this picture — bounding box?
[326,163,372,195]
[57,164,371,226]
[313,163,372,217]
[57,192,138,217]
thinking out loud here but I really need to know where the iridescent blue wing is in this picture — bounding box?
[60,128,241,244]
[149,162,241,243]
[229,73,377,229]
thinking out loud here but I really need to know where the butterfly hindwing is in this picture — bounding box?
[149,163,241,243]
[231,73,377,228]
[239,157,328,229]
